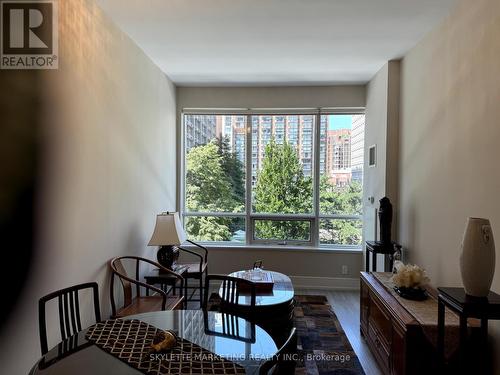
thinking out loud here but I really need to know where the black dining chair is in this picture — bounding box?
[38,282,101,355]
[203,274,256,314]
[177,240,209,307]
[259,327,297,375]
[203,310,256,343]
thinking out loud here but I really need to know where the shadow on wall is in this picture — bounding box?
[0,70,43,332]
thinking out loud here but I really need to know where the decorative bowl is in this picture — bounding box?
[394,286,428,301]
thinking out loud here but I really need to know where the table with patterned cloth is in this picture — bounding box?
[29,310,277,375]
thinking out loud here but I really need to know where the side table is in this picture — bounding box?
[365,241,401,272]
[437,287,500,372]
[145,265,189,307]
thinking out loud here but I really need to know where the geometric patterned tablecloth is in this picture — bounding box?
[86,319,246,375]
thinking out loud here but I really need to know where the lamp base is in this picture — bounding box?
[156,245,179,271]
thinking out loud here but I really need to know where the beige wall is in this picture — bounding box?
[364,61,400,270]
[398,0,500,369]
[177,85,366,110]
[177,85,366,285]
[0,0,176,373]
[183,245,363,288]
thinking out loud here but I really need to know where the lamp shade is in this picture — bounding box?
[148,212,187,246]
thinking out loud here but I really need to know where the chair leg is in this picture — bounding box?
[199,276,203,308]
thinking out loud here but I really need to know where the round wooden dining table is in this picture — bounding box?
[30,310,277,375]
[220,270,295,349]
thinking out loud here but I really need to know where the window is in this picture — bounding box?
[183,115,246,242]
[182,111,365,249]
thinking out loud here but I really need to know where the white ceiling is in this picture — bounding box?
[96,0,458,86]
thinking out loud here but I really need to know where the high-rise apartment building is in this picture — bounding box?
[325,128,352,186]
[185,114,364,187]
[250,115,314,185]
[218,115,314,186]
[185,115,217,150]
[350,115,365,183]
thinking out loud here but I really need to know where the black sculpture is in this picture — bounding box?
[378,197,393,244]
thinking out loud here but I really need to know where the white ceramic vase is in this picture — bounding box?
[460,217,496,297]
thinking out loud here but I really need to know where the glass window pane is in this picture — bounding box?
[185,216,245,242]
[319,218,362,245]
[319,114,364,215]
[253,220,311,242]
[251,115,314,214]
[184,115,246,213]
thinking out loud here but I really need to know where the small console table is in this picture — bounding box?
[437,287,500,372]
[365,241,401,272]
[144,265,189,305]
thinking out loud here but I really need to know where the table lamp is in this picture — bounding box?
[148,212,187,270]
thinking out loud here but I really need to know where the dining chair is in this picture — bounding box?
[203,310,256,343]
[177,240,209,307]
[109,256,184,318]
[259,327,297,375]
[38,282,101,355]
[203,274,256,315]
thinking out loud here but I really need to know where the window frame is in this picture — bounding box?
[180,108,365,249]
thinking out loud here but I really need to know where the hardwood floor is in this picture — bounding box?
[185,285,382,375]
[295,289,382,375]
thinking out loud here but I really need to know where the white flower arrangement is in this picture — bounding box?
[391,261,430,289]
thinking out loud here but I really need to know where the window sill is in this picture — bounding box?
[182,243,363,254]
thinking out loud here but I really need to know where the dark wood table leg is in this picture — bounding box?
[372,251,377,272]
[459,314,467,369]
[365,249,369,272]
[437,298,445,368]
[480,318,488,373]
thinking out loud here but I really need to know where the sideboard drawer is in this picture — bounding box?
[369,292,392,347]
[360,278,369,334]
[368,322,390,372]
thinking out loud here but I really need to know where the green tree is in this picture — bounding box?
[253,139,312,240]
[185,137,363,245]
[216,136,245,207]
[185,141,240,241]
[320,177,362,215]
[186,141,236,212]
[185,216,231,242]
[319,178,363,245]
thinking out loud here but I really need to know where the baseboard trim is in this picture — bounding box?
[290,275,359,290]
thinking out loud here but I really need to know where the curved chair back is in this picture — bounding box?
[259,327,297,375]
[109,256,184,317]
[39,282,101,355]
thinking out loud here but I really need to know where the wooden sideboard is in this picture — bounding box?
[360,272,438,375]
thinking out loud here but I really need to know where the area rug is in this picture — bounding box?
[294,295,365,375]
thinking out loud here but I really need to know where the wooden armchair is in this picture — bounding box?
[110,256,184,318]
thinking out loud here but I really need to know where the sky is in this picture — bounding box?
[328,114,352,130]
